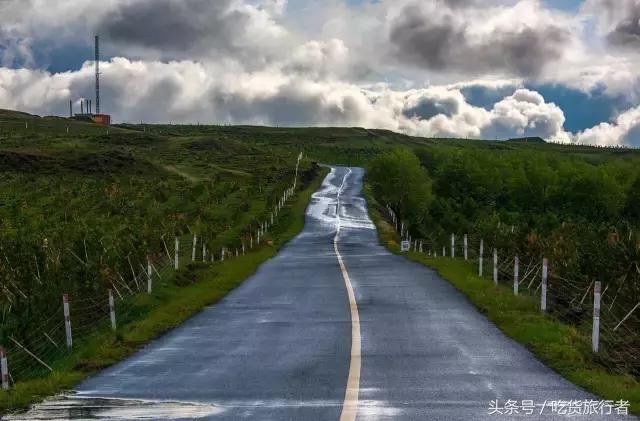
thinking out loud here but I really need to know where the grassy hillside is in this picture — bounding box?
[3,108,640,412]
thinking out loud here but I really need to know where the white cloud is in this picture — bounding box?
[575,106,640,147]
[0,0,638,146]
[0,58,572,144]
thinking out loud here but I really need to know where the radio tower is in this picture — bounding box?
[95,35,100,115]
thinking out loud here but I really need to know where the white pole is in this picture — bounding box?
[242,242,246,255]
[202,242,206,262]
[221,248,225,262]
[147,256,152,293]
[0,347,9,390]
[493,249,498,285]
[250,235,253,249]
[174,237,179,270]
[108,289,116,331]
[419,241,423,253]
[541,258,548,312]
[464,234,468,261]
[451,234,455,258]
[442,246,446,257]
[235,249,239,257]
[192,235,197,261]
[63,294,72,350]
[592,281,601,353]
[514,256,519,296]
[479,239,484,277]
[401,222,404,239]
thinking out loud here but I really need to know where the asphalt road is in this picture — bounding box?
[11,167,635,420]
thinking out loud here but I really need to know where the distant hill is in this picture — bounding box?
[507,136,546,144]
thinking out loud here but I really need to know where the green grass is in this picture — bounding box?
[365,186,640,415]
[0,167,328,415]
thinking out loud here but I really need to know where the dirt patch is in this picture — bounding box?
[66,150,155,175]
[0,150,58,172]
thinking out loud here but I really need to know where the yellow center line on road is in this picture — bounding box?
[334,168,361,421]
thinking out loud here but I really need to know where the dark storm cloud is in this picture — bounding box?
[388,2,571,77]
[402,97,459,119]
[607,5,640,47]
[592,0,640,48]
[97,0,266,59]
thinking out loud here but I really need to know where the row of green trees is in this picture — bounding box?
[367,146,640,376]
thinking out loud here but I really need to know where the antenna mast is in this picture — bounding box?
[95,35,100,114]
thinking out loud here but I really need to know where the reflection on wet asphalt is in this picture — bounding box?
[7,167,637,420]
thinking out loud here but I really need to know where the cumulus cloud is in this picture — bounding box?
[575,107,640,147]
[388,0,574,78]
[0,58,571,143]
[0,0,639,147]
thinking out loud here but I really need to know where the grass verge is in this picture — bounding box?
[364,185,640,415]
[1,168,329,415]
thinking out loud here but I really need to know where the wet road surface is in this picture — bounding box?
[9,167,635,420]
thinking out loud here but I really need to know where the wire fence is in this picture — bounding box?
[0,155,305,391]
[384,205,640,381]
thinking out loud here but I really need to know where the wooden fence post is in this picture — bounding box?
[493,249,498,285]
[451,234,455,258]
[464,234,468,261]
[541,258,548,312]
[479,239,484,277]
[514,256,519,296]
[174,238,179,270]
[108,289,116,331]
[63,294,72,350]
[0,347,8,390]
[147,256,152,293]
[592,281,601,353]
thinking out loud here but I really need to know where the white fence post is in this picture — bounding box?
[514,256,519,296]
[202,242,206,262]
[541,258,548,312]
[493,249,498,285]
[592,281,601,353]
[63,294,72,350]
[242,242,246,255]
[108,289,116,331]
[1,347,9,390]
[174,237,179,270]
[192,234,197,261]
[479,239,484,277]
[442,246,446,257]
[147,256,152,293]
[419,241,423,253]
[451,234,455,258]
[464,234,468,261]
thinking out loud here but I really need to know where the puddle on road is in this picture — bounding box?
[4,395,223,420]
